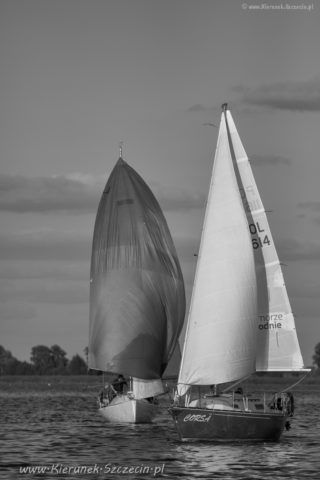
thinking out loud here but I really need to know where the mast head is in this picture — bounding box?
[119,141,123,159]
[221,103,228,112]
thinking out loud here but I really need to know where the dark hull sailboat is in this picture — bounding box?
[89,151,185,423]
[169,104,309,441]
[170,407,287,442]
[170,390,294,442]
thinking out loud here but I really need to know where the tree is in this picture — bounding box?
[30,345,69,374]
[0,346,34,375]
[68,354,87,374]
[0,346,15,375]
[30,345,55,374]
[0,344,90,375]
[14,361,35,375]
[312,342,320,369]
[50,344,68,374]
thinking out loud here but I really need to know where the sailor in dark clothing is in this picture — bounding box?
[98,383,116,407]
[112,374,127,394]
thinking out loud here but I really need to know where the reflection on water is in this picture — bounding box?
[1,387,319,479]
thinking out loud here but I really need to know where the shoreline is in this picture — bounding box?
[1,373,319,395]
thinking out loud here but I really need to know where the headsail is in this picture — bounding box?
[131,378,164,399]
[177,108,258,394]
[225,111,305,371]
[89,157,186,380]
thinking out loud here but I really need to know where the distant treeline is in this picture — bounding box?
[0,345,88,375]
[2,342,319,376]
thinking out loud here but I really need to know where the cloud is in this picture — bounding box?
[234,77,320,112]
[292,284,320,300]
[186,104,210,113]
[1,281,89,305]
[0,260,88,281]
[0,229,90,261]
[0,173,102,213]
[0,303,36,321]
[296,202,320,224]
[250,154,291,167]
[0,266,89,305]
[151,183,206,212]
[278,238,320,263]
[0,173,205,214]
[297,201,320,213]
[186,103,224,115]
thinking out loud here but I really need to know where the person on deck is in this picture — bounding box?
[99,383,116,407]
[112,374,127,394]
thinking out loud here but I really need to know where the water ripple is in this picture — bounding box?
[0,389,319,479]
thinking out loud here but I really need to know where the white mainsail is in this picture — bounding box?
[177,108,258,395]
[226,110,305,371]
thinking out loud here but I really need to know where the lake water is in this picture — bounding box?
[1,382,320,480]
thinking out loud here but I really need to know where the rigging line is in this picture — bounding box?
[280,370,312,392]
[202,122,218,128]
[222,375,252,393]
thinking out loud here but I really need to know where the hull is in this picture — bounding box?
[99,395,156,424]
[169,406,287,442]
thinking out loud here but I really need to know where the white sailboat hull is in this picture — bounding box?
[99,395,156,423]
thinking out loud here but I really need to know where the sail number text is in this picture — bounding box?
[249,222,271,250]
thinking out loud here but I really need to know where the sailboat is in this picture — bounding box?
[169,104,310,441]
[89,147,185,423]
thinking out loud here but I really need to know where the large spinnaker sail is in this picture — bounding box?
[226,111,305,372]
[177,111,258,395]
[89,157,185,380]
[163,341,181,379]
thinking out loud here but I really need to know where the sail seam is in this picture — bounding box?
[265,260,280,267]
[249,208,264,214]
[236,156,248,164]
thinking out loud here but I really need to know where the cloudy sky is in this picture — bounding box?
[1,0,319,366]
